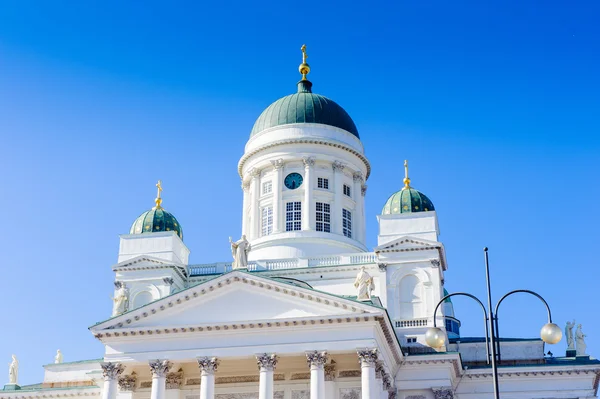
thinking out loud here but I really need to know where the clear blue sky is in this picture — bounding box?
[1,0,598,384]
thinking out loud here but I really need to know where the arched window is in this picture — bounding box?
[132,291,153,310]
[398,275,421,319]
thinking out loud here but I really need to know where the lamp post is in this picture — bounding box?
[424,248,562,399]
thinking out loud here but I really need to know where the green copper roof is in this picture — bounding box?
[444,288,452,303]
[382,187,435,215]
[250,80,359,138]
[130,207,183,240]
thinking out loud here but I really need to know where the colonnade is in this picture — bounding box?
[100,349,394,399]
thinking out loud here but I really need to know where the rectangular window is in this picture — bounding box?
[343,184,351,197]
[261,206,273,236]
[317,177,329,189]
[407,337,417,344]
[315,202,331,232]
[262,181,272,195]
[342,208,352,238]
[285,201,302,231]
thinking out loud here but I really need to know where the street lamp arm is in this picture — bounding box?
[494,289,553,323]
[432,292,491,365]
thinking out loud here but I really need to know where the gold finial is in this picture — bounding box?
[403,160,411,189]
[299,44,310,80]
[154,180,163,209]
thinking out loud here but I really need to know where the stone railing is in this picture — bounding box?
[394,318,430,328]
[188,252,377,277]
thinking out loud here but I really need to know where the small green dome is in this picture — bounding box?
[130,207,183,240]
[382,187,435,215]
[250,80,359,138]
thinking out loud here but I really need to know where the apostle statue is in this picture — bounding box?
[112,282,129,316]
[575,324,587,356]
[8,355,18,385]
[230,235,251,269]
[565,320,576,350]
[55,350,63,364]
[354,266,375,301]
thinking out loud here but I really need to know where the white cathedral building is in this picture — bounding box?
[2,47,599,399]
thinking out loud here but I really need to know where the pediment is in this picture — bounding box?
[375,236,441,252]
[91,271,382,332]
[112,255,185,271]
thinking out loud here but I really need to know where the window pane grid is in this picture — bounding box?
[343,208,352,238]
[318,178,329,189]
[261,206,273,236]
[343,184,351,197]
[285,201,302,231]
[262,181,272,195]
[316,202,331,232]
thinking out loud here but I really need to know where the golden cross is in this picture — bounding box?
[154,180,163,209]
[301,44,308,64]
[403,160,411,188]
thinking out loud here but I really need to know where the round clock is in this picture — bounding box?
[284,172,303,190]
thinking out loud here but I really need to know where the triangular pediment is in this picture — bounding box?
[91,271,382,332]
[374,235,441,252]
[112,255,185,271]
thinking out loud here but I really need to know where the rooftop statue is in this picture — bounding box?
[354,266,374,301]
[565,320,576,350]
[112,282,129,317]
[576,324,587,356]
[230,235,251,270]
[54,350,63,364]
[8,355,18,385]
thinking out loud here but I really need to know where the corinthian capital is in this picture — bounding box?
[302,157,315,168]
[197,357,220,374]
[353,171,364,183]
[361,184,368,197]
[305,351,328,368]
[101,362,124,381]
[118,372,137,391]
[357,348,378,367]
[148,359,172,378]
[256,353,278,371]
[332,161,345,173]
[270,158,285,169]
[324,360,336,381]
[249,168,261,178]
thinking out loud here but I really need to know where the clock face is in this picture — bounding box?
[284,172,304,190]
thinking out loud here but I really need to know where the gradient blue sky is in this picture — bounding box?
[1,0,599,384]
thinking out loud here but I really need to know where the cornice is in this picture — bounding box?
[375,239,447,271]
[113,258,188,281]
[404,358,461,378]
[0,388,100,399]
[238,138,371,180]
[464,367,600,379]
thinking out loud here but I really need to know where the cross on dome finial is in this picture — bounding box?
[154,180,163,209]
[299,44,310,80]
[403,160,411,189]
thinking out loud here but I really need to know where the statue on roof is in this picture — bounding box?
[112,281,129,316]
[55,350,63,364]
[354,266,375,301]
[8,355,18,385]
[230,235,251,270]
[575,324,587,356]
[565,320,576,350]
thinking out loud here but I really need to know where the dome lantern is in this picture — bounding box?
[129,180,183,240]
[381,160,435,215]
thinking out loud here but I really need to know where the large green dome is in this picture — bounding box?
[130,208,183,240]
[382,187,435,215]
[250,80,359,138]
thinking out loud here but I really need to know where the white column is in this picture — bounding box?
[332,161,345,235]
[250,168,261,240]
[306,351,327,399]
[256,353,278,399]
[101,363,124,399]
[352,171,364,243]
[241,182,250,237]
[149,360,172,399]
[270,159,284,233]
[357,349,378,399]
[302,157,315,230]
[197,357,219,399]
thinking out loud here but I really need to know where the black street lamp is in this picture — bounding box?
[424,248,562,399]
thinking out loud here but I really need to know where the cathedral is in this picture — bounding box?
[2,46,599,399]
